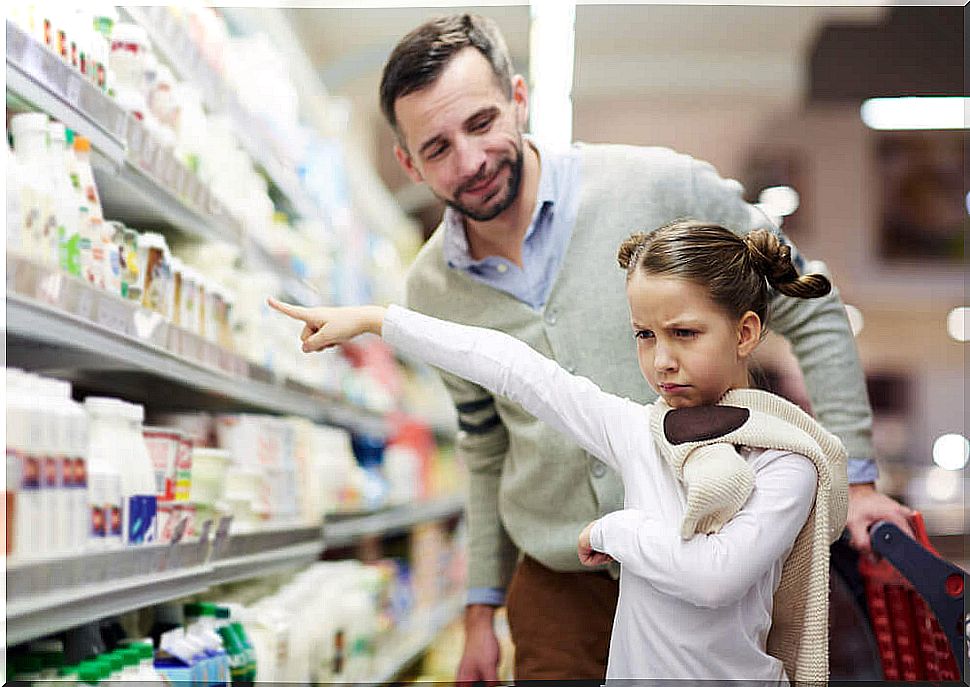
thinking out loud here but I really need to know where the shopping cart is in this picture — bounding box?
[859,512,967,681]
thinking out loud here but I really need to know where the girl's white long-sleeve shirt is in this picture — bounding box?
[382,305,817,680]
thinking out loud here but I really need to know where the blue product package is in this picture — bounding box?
[128,495,158,544]
[154,656,193,684]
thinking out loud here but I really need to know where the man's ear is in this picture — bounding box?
[394,143,423,184]
[511,74,529,130]
[737,311,763,359]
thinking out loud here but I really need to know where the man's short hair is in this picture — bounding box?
[379,13,514,139]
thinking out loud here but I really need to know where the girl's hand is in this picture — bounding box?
[578,521,614,567]
[267,297,387,352]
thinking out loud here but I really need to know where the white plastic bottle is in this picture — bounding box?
[10,112,57,264]
[47,122,83,277]
[120,401,157,544]
[108,23,150,118]
[6,144,24,257]
[40,379,74,553]
[72,135,103,218]
[66,395,90,551]
[84,397,125,548]
[6,369,40,558]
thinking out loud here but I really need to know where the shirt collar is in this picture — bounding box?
[443,135,556,269]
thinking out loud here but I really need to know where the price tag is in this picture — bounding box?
[194,184,210,214]
[39,48,65,91]
[65,72,83,106]
[126,118,145,160]
[170,515,188,545]
[96,295,133,336]
[21,41,44,77]
[75,287,95,321]
[211,515,233,559]
[197,519,213,545]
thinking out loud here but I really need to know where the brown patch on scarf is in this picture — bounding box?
[663,406,750,444]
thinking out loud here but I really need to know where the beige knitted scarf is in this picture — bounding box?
[649,388,848,683]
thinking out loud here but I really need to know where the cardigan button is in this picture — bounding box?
[544,309,558,325]
[591,461,607,478]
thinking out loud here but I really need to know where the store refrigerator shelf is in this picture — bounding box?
[5,260,390,437]
[5,542,213,646]
[323,495,466,549]
[209,524,324,585]
[6,20,316,308]
[4,522,333,645]
[6,20,127,167]
[120,5,319,223]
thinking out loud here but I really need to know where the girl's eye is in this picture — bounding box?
[633,329,654,340]
[674,329,697,338]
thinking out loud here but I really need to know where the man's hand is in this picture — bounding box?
[578,521,614,567]
[267,297,386,352]
[845,482,914,554]
[456,604,500,683]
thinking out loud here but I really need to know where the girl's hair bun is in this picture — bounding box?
[743,230,831,299]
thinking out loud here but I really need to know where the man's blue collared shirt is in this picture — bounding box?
[442,138,582,310]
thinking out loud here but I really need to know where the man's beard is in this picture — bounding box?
[441,142,525,222]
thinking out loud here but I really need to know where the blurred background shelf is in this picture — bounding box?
[323,495,465,549]
[5,271,390,437]
[6,19,316,307]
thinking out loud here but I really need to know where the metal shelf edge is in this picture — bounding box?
[5,564,214,645]
[5,289,390,435]
[323,495,466,548]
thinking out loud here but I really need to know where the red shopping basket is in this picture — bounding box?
[860,512,967,681]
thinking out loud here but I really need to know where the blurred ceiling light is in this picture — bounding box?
[529,0,575,149]
[946,306,968,342]
[844,304,864,336]
[758,186,800,217]
[932,433,969,471]
[924,466,962,501]
[860,96,969,130]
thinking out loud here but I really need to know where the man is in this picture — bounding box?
[379,13,913,681]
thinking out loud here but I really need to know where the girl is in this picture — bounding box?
[268,220,847,683]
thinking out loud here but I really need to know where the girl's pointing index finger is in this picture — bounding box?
[267,297,308,321]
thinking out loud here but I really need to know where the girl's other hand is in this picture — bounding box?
[267,297,387,352]
[578,521,614,567]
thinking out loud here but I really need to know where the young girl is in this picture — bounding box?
[268,219,848,683]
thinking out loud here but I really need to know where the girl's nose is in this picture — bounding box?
[653,343,678,372]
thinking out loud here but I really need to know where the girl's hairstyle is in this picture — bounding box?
[617,219,831,327]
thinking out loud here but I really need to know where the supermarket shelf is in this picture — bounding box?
[5,21,127,166]
[5,262,389,437]
[323,495,466,549]
[5,20,315,307]
[5,541,213,646]
[209,524,324,585]
[364,595,465,687]
[120,5,319,222]
[4,524,331,645]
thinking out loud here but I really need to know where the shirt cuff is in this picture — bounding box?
[467,587,506,606]
[590,519,606,552]
[847,457,879,484]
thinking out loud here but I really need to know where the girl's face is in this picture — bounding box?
[626,273,762,408]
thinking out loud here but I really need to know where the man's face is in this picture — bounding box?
[393,48,528,222]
